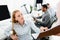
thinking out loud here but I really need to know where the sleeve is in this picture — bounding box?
[4,25,12,37]
[29,20,40,34]
[38,14,50,26]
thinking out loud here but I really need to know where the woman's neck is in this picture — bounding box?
[19,21,25,26]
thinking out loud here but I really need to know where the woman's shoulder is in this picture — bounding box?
[25,20,31,23]
[25,20,34,25]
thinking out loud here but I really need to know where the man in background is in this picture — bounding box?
[34,4,51,32]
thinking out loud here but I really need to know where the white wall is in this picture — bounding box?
[0,0,35,15]
[0,0,59,15]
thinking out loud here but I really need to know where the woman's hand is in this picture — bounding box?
[40,26,45,32]
[40,27,48,32]
[10,34,18,40]
[44,27,48,31]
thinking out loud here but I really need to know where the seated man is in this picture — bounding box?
[34,4,51,31]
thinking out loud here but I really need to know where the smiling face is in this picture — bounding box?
[12,10,24,25]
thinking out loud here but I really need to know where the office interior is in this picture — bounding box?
[0,0,60,40]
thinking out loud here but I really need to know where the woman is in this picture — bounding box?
[5,10,41,40]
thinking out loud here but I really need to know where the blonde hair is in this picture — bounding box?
[12,10,20,23]
[12,10,20,35]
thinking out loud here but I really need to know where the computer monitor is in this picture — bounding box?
[36,0,43,4]
[0,5,10,21]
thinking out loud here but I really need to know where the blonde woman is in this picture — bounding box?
[5,10,41,40]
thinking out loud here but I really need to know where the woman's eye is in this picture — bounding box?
[21,14,22,15]
[18,15,20,17]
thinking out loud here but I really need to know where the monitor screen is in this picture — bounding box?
[36,0,43,4]
[0,5,10,21]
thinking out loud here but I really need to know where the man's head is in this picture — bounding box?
[41,4,48,12]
